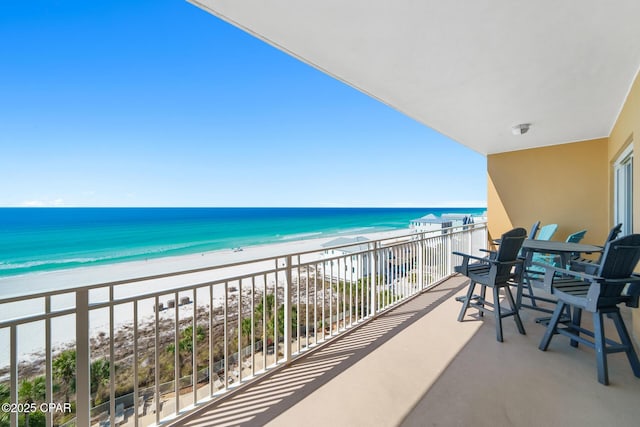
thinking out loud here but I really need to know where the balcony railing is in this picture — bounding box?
[0,223,486,427]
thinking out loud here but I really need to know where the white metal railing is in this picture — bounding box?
[0,222,486,427]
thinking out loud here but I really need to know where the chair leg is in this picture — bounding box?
[493,286,503,342]
[503,285,525,335]
[610,310,640,378]
[526,279,538,308]
[593,312,609,385]
[539,301,565,351]
[457,281,476,322]
[479,284,487,317]
[570,307,582,348]
[520,272,538,308]
[515,275,523,309]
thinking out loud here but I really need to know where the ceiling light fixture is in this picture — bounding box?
[512,123,531,135]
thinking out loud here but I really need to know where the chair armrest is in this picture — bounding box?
[452,252,493,263]
[454,251,523,277]
[599,275,640,285]
[478,248,497,260]
[534,264,640,296]
[532,262,602,281]
[533,263,596,294]
[452,251,493,276]
[454,251,523,267]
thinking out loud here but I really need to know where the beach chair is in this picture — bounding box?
[528,220,541,240]
[559,229,587,264]
[535,223,558,241]
[536,229,587,268]
[522,222,557,270]
[518,223,559,310]
[538,234,640,385]
[454,227,527,342]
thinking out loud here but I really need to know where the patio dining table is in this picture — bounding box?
[521,239,602,268]
[517,239,603,315]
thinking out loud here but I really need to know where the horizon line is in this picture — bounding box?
[1,205,488,209]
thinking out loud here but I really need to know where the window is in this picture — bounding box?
[614,144,633,236]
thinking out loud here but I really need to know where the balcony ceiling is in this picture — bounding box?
[189,1,640,155]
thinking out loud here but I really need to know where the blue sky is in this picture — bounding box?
[0,0,486,208]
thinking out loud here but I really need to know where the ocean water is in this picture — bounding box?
[0,207,487,368]
[0,207,485,278]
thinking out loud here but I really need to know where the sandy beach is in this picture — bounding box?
[0,228,413,368]
[0,228,411,299]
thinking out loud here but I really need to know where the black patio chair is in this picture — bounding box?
[490,220,538,249]
[454,227,527,342]
[569,223,622,274]
[538,233,640,385]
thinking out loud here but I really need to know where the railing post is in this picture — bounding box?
[284,255,292,362]
[418,233,425,290]
[192,289,198,406]
[133,301,139,427]
[76,289,91,427]
[208,288,214,398]
[174,291,180,413]
[109,287,116,427]
[446,230,453,276]
[154,295,161,424]
[45,297,53,427]
[484,223,489,252]
[370,242,378,316]
[10,325,18,427]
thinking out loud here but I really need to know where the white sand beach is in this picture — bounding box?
[0,228,414,367]
[0,228,412,298]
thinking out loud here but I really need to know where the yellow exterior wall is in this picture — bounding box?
[487,138,609,245]
[488,69,640,340]
[608,70,640,340]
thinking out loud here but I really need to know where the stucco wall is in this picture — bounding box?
[608,70,640,341]
[487,138,609,246]
[488,69,640,341]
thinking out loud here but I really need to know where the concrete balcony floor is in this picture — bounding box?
[175,275,640,427]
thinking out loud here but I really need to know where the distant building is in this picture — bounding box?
[320,236,372,279]
[409,213,475,233]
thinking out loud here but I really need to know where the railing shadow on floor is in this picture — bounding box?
[174,277,470,427]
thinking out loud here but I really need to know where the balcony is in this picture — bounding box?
[185,0,640,357]
[3,223,640,427]
[174,276,640,427]
[1,224,487,427]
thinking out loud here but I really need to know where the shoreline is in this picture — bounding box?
[0,227,413,299]
[0,227,415,368]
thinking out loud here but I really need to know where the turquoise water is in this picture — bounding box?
[0,207,485,277]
